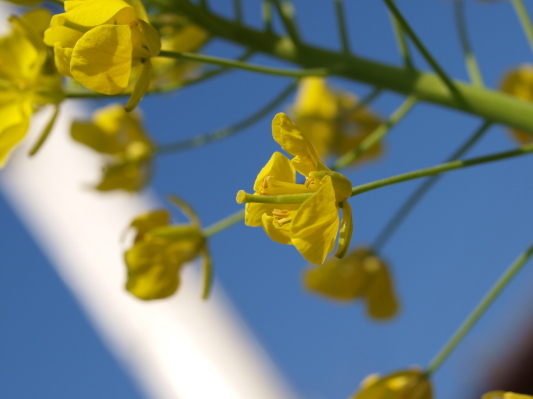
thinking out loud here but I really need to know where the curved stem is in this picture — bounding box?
[271,0,301,44]
[388,0,413,69]
[237,141,533,204]
[454,0,484,87]
[373,120,491,251]
[332,95,417,170]
[511,0,533,54]
[426,239,533,376]
[156,80,297,154]
[203,210,245,237]
[164,0,533,134]
[157,50,329,78]
[29,105,60,156]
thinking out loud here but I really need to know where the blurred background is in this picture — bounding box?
[2,0,533,398]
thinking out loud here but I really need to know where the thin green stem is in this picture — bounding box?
[454,0,484,87]
[388,0,413,69]
[203,210,245,237]
[373,120,491,251]
[233,0,243,23]
[236,141,533,205]
[332,95,417,170]
[352,87,383,116]
[333,0,351,54]
[426,239,533,376]
[199,0,208,10]
[511,0,533,54]
[156,80,297,154]
[29,105,60,156]
[166,0,533,134]
[157,50,328,78]
[271,0,301,44]
[263,0,273,33]
[382,0,461,101]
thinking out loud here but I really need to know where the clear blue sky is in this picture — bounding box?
[2,1,533,398]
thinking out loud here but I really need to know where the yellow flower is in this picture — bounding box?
[500,65,533,144]
[43,0,161,96]
[291,77,383,166]
[148,21,209,90]
[483,392,533,399]
[239,113,353,264]
[70,104,154,192]
[303,247,399,319]
[350,369,432,399]
[0,9,63,167]
[124,202,210,300]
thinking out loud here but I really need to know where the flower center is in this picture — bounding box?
[272,209,292,226]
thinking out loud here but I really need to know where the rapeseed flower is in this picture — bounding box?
[124,201,210,300]
[303,247,399,319]
[350,369,432,399]
[500,65,533,144]
[43,0,161,99]
[70,104,154,192]
[483,393,533,399]
[292,77,383,166]
[237,113,353,264]
[0,9,63,167]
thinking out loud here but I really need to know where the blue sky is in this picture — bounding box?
[2,1,533,398]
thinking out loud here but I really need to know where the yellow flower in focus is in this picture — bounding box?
[43,0,161,96]
[303,247,399,319]
[239,113,353,264]
[350,369,432,399]
[483,392,533,399]
[124,203,209,300]
[500,65,533,144]
[148,22,209,89]
[0,9,63,167]
[70,104,154,192]
[292,77,383,166]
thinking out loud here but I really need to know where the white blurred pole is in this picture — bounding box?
[0,102,298,399]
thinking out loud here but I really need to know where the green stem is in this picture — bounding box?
[236,141,533,205]
[203,210,245,237]
[382,0,461,101]
[164,0,533,134]
[332,95,417,170]
[233,0,243,23]
[511,0,533,54]
[29,105,60,156]
[454,0,484,87]
[426,239,533,376]
[373,120,491,251]
[157,50,328,78]
[263,0,273,32]
[333,0,350,54]
[388,0,413,69]
[271,0,301,44]
[156,80,297,154]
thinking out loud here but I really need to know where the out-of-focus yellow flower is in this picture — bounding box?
[483,393,533,399]
[350,369,432,399]
[148,22,209,89]
[43,0,161,98]
[292,77,383,166]
[0,9,63,167]
[500,65,533,144]
[124,204,209,300]
[238,113,353,264]
[303,247,399,319]
[70,104,154,192]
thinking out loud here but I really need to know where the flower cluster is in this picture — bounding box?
[237,112,353,264]
[0,9,63,167]
[71,104,154,192]
[291,77,383,166]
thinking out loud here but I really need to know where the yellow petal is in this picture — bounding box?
[272,112,325,176]
[96,161,151,192]
[65,0,136,26]
[71,25,132,95]
[70,121,123,154]
[291,176,339,264]
[253,151,295,192]
[44,15,83,48]
[293,77,338,119]
[124,59,152,112]
[261,214,292,245]
[0,98,31,168]
[245,202,277,226]
[0,20,39,82]
[365,256,399,319]
[130,209,170,240]
[53,42,74,78]
[351,370,432,399]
